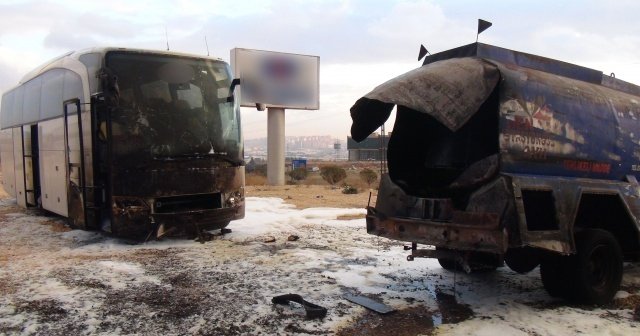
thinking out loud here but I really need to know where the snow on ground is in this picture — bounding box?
[0,196,639,335]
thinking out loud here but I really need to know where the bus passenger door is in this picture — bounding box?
[20,125,40,207]
[64,99,88,229]
[91,94,111,233]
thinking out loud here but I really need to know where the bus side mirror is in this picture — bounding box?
[226,78,241,103]
[98,67,120,105]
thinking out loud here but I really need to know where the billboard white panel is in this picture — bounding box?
[231,48,319,110]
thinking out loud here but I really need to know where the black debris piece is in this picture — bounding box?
[343,294,395,314]
[272,294,327,319]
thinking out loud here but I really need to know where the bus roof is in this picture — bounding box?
[19,47,225,84]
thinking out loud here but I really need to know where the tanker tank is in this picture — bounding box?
[352,42,640,305]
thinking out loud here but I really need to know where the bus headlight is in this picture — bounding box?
[225,189,244,207]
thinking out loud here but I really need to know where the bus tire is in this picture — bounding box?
[569,229,623,305]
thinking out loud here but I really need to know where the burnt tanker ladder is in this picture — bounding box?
[63,98,101,229]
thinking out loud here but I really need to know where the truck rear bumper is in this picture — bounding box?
[366,206,508,254]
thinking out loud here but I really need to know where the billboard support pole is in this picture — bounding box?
[267,107,286,185]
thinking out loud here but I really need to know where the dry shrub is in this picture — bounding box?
[342,185,358,194]
[304,172,326,185]
[320,166,347,186]
[359,168,378,187]
[287,168,308,183]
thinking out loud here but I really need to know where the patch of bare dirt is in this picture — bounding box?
[336,289,474,336]
[336,305,436,336]
[0,176,9,199]
[614,294,640,310]
[245,184,376,209]
[14,299,68,323]
[40,219,72,232]
[337,214,366,220]
[0,204,21,218]
[0,276,18,296]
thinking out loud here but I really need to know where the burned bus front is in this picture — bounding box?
[102,51,245,238]
[351,57,512,261]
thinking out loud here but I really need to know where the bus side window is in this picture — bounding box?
[63,71,83,105]
[0,89,16,128]
[40,70,63,121]
[79,53,102,95]
[24,77,42,123]
[11,87,24,127]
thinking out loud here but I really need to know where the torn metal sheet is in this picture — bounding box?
[350,57,499,141]
[343,294,395,314]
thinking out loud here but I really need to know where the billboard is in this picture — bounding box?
[231,48,319,110]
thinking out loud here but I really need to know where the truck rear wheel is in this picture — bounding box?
[540,256,570,298]
[569,229,623,305]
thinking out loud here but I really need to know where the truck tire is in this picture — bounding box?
[437,248,499,272]
[540,256,570,298]
[569,229,623,305]
[436,247,458,270]
[469,252,500,272]
[505,247,540,274]
[438,258,458,271]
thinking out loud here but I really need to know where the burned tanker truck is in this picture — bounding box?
[351,43,640,304]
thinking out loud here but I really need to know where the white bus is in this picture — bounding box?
[0,48,245,239]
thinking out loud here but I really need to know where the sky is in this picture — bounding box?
[1,0,640,140]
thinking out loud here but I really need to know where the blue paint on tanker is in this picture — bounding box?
[496,62,640,181]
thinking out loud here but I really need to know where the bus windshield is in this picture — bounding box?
[105,52,242,165]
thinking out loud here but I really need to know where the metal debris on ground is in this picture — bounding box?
[195,231,215,243]
[287,235,300,241]
[195,228,233,243]
[272,294,328,319]
[343,294,395,314]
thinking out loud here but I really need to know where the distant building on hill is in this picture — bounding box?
[245,135,345,160]
[347,133,390,161]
